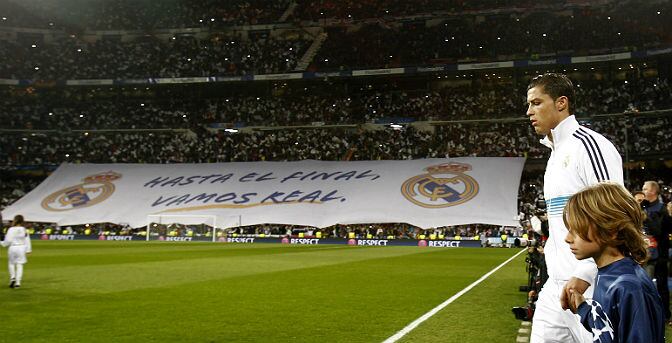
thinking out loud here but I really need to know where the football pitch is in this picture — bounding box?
[1,242,530,342]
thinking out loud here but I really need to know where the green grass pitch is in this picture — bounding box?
[0,242,536,342]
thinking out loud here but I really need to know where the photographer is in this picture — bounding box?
[640,181,672,323]
[526,241,548,292]
[513,239,548,321]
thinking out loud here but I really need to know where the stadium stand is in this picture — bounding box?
[1,0,671,240]
[1,0,291,29]
[3,4,672,341]
[0,78,670,128]
[0,35,311,79]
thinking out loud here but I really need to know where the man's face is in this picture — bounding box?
[526,86,566,136]
[642,183,658,202]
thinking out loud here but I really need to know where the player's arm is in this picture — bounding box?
[25,230,32,254]
[1,228,13,248]
[576,131,623,186]
[561,272,594,310]
[575,298,615,343]
[616,282,662,343]
[563,133,623,299]
[568,289,615,342]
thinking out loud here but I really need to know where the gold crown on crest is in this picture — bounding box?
[425,162,472,173]
[83,171,122,183]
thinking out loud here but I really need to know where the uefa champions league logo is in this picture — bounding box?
[41,171,121,212]
[401,162,479,208]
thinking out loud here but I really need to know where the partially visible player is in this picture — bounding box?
[527,73,623,342]
[1,214,32,288]
[564,182,664,343]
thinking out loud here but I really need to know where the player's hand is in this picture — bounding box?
[560,277,590,310]
[567,288,585,313]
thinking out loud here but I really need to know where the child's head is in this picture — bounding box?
[12,215,24,227]
[563,182,648,265]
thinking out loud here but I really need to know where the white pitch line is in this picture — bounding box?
[382,248,527,343]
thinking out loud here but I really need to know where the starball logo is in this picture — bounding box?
[41,172,121,212]
[401,162,479,208]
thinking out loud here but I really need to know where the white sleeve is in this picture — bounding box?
[573,133,619,284]
[1,228,12,248]
[530,216,542,234]
[25,230,31,253]
[577,134,623,186]
[573,258,598,285]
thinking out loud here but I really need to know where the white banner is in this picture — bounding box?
[352,68,406,76]
[571,52,632,63]
[2,158,524,229]
[65,79,114,86]
[457,61,515,70]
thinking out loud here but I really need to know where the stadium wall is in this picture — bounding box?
[31,234,485,248]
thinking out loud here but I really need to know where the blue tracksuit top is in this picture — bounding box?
[577,257,665,342]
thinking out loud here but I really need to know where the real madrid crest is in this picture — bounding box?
[401,162,479,208]
[41,171,121,212]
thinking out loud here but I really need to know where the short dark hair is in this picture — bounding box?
[527,73,576,114]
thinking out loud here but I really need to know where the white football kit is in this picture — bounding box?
[2,225,32,287]
[530,115,623,342]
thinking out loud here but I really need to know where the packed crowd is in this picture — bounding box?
[5,0,665,31]
[0,1,49,28]
[1,78,670,130]
[0,0,290,30]
[0,0,612,30]
[293,0,586,21]
[1,2,670,79]
[0,177,39,210]
[1,111,671,166]
[0,34,310,80]
[312,6,670,71]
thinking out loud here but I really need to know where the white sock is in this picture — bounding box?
[8,262,16,281]
[16,264,23,285]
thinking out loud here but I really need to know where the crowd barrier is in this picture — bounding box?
[31,234,485,248]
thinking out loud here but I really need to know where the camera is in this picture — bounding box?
[513,239,547,321]
[512,291,537,320]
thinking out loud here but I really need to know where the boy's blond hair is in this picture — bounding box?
[563,182,648,265]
